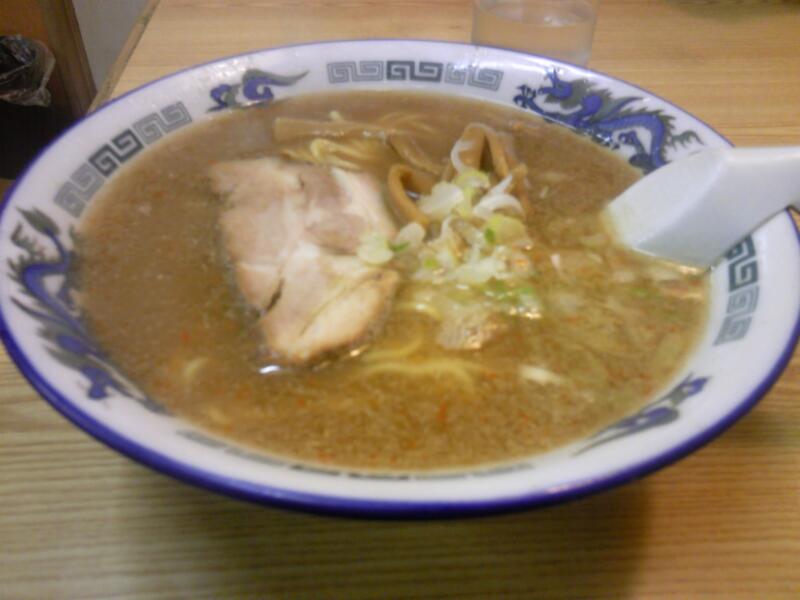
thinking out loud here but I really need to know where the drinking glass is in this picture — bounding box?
[471,0,599,66]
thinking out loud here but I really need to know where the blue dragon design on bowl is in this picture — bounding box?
[209,68,308,111]
[576,373,709,454]
[8,208,164,412]
[514,69,703,173]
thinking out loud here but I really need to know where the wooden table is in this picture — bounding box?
[3,1,799,597]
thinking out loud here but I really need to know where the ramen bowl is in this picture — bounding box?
[1,40,798,517]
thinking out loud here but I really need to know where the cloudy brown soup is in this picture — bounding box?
[79,91,707,472]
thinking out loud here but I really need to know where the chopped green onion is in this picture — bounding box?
[453,169,491,190]
[357,232,393,265]
[484,227,497,244]
[389,241,410,253]
[418,182,464,220]
[423,256,440,270]
[393,222,426,251]
[455,200,473,218]
[474,193,524,220]
[488,279,508,294]
[486,214,527,243]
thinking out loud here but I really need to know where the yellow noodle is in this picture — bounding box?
[361,357,485,391]
[182,356,209,385]
[280,145,315,164]
[281,137,390,171]
[395,301,441,320]
[273,116,392,142]
[310,139,365,170]
[388,133,444,176]
[361,332,424,363]
[376,111,439,134]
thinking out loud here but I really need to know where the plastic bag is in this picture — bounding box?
[0,36,55,107]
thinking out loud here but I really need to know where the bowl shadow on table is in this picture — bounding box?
[126,471,650,598]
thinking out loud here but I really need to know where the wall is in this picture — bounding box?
[72,0,147,87]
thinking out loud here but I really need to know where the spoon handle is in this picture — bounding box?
[728,147,800,211]
[606,146,800,267]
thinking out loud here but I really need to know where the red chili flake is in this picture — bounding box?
[317,450,332,462]
[436,401,449,427]
[403,439,418,450]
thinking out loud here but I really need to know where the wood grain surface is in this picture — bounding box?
[2,1,799,598]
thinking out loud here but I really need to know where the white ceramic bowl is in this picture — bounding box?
[1,40,798,517]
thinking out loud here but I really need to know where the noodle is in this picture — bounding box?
[388,133,444,176]
[376,110,440,134]
[272,116,392,142]
[361,332,424,363]
[360,357,485,391]
[281,137,391,171]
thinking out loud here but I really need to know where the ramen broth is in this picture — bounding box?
[79,91,707,471]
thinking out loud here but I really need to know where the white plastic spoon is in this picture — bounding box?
[604,147,800,268]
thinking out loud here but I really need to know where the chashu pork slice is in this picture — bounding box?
[260,241,399,363]
[209,157,399,365]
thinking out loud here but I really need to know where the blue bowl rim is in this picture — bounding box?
[1,39,798,518]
